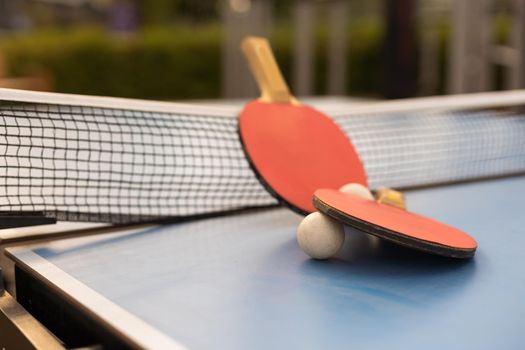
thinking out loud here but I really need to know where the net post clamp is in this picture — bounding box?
[0,211,56,229]
[0,267,3,295]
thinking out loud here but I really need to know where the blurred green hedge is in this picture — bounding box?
[0,16,513,100]
[0,21,382,100]
[1,26,222,99]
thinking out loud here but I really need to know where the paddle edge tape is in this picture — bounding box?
[313,195,476,259]
[239,101,369,215]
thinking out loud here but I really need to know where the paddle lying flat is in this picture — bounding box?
[313,189,478,258]
[239,37,367,214]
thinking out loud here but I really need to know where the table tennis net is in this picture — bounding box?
[1,93,524,223]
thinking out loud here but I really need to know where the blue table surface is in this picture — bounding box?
[13,176,525,349]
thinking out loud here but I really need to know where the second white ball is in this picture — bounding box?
[339,183,374,200]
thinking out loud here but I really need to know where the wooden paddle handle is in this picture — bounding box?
[241,36,299,105]
[375,187,407,210]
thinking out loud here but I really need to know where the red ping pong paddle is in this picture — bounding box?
[313,189,478,258]
[239,37,367,214]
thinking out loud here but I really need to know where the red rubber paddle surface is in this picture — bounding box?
[239,101,367,214]
[314,189,477,258]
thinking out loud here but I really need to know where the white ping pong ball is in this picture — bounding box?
[339,183,374,200]
[297,212,345,260]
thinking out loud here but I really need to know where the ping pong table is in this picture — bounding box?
[1,174,524,349]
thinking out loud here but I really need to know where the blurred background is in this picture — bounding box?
[0,0,523,101]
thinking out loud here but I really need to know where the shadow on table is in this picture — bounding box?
[295,227,477,308]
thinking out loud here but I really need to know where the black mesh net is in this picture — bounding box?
[335,105,525,189]
[0,100,274,223]
[1,94,524,223]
